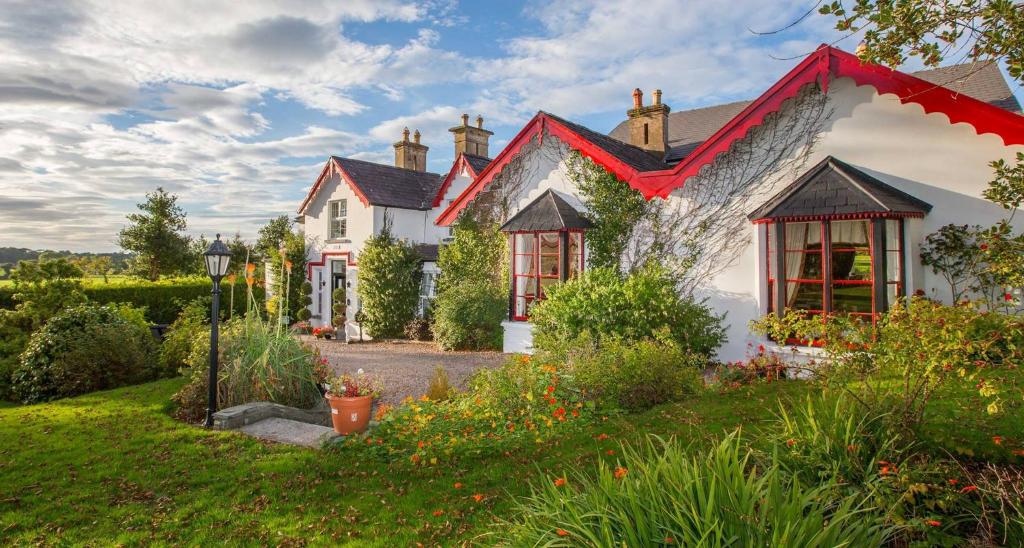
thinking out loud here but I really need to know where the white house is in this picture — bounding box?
[297,116,492,338]
[436,46,1024,362]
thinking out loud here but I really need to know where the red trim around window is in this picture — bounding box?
[306,251,357,281]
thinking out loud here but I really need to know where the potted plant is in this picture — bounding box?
[324,372,381,435]
[320,325,336,340]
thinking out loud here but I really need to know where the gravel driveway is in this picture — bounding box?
[304,338,506,405]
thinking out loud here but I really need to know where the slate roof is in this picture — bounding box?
[413,244,439,262]
[542,112,668,172]
[747,156,933,220]
[462,153,492,174]
[331,156,442,211]
[609,62,1021,164]
[500,189,595,232]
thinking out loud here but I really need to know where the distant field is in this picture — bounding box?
[0,275,195,287]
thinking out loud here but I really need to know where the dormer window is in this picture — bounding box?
[329,199,347,240]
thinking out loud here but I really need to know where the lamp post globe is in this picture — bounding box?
[203,234,231,428]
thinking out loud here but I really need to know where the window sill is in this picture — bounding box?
[325,239,351,244]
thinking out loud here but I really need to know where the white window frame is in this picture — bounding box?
[329,199,347,240]
[419,271,437,317]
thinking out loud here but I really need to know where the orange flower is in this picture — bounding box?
[960,485,978,494]
[472,494,484,503]
[606,450,615,456]
[613,466,628,479]
[453,482,463,489]
[418,441,425,449]
[556,529,569,537]
[411,454,421,464]
[846,444,858,452]
[226,273,237,284]
[245,263,256,274]
[948,479,959,486]
[993,436,1004,445]
[432,510,444,517]
[284,260,293,272]
[1012,449,1024,456]
[665,538,675,544]
[596,433,610,441]
[554,477,566,487]
[926,519,941,527]
[786,438,796,447]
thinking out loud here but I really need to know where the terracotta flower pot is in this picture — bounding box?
[326,394,373,435]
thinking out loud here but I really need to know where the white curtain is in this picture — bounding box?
[784,223,809,307]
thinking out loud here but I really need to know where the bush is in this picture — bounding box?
[425,366,451,401]
[11,305,158,403]
[752,297,1024,430]
[82,277,263,324]
[173,314,328,422]
[432,281,505,350]
[356,216,422,339]
[713,345,788,387]
[495,434,893,546]
[557,333,705,411]
[530,265,725,359]
[351,354,591,463]
[159,297,209,376]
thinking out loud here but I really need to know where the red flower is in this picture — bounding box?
[960,485,978,494]
[453,482,463,489]
[665,538,675,544]
[786,438,796,447]
[1012,449,1024,457]
[411,454,421,464]
[472,493,484,503]
[948,479,959,486]
[1005,293,1014,302]
[596,433,609,441]
[980,243,989,250]
[606,450,615,455]
[556,529,569,537]
[432,510,444,517]
[926,519,941,527]
[571,409,579,417]
[546,385,555,394]
[993,436,1004,445]
[554,477,566,487]
[613,466,628,479]
[757,344,766,354]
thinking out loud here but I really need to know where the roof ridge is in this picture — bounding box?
[332,155,442,177]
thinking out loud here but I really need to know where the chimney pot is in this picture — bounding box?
[413,129,421,144]
[476,115,483,129]
[402,127,410,142]
[632,88,643,109]
[461,113,469,126]
[653,89,662,106]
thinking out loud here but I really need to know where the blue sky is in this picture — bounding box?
[0,0,1018,252]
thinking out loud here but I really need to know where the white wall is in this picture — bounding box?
[682,76,1024,362]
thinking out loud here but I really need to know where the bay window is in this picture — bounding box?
[511,231,584,321]
[765,217,904,322]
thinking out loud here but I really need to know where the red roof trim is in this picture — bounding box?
[297,157,371,215]
[436,45,1024,221]
[306,251,357,280]
[435,113,643,226]
[630,45,1024,198]
[432,154,477,208]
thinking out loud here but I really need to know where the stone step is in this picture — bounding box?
[237,417,340,448]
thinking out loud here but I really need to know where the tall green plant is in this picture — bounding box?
[495,434,894,546]
[356,215,422,339]
[268,230,307,323]
[118,187,192,281]
[566,152,649,270]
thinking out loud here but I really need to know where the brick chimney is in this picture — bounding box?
[394,127,428,172]
[627,88,670,156]
[449,113,494,158]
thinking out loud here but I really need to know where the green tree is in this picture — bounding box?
[356,215,423,338]
[567,152,649,270]
[433,216,508,350]
[3,258,86,331]
[268,230,308,323]
[256,215,293,263]
[118,187,191,281]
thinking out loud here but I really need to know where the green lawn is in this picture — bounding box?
[0,373,1020,545]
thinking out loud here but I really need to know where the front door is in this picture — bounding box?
[331,261,346,327]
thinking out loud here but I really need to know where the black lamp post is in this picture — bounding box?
[203,234,232,428]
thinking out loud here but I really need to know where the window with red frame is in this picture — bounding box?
[765,217,904,324]
[511,231,584,321]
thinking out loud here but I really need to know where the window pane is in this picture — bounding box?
[833,284,873,314]
[785,251,822,279]
[539,232,559,253]
[338,199,347,216]
[886,251,901,284]
[540,254,559,278]
[830,220,871,281]
[784,222,821,250]
[514,234,536,276]
[568,233,582,278]
[788,281,823,310]
[885,219,900,252]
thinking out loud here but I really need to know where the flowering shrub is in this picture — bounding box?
[752,297,1024,430]
[345,354,592,463]
[714,344,788,387]
[312,325,336,339]
[291,320,312,334]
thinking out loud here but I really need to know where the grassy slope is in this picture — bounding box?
[0,379,806,546]
[0,372,1020,546]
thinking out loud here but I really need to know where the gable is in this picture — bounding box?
[298,157,442,214]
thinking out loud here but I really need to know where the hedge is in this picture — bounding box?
[0,278,264,324]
